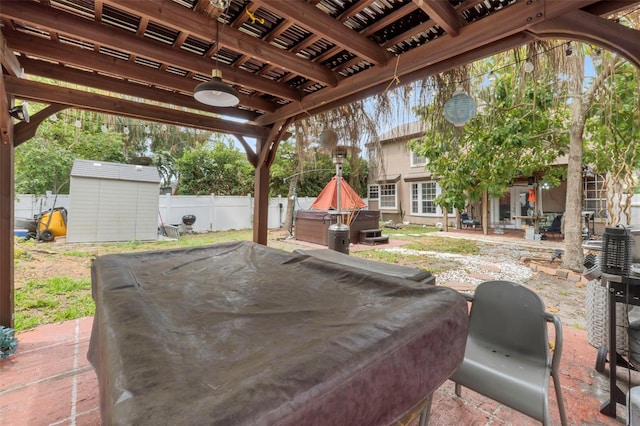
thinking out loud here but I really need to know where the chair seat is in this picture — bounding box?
[451,338,549,420]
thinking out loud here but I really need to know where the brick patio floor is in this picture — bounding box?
[0,315,636,425]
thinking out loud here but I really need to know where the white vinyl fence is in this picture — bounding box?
[15,193,319,234]
[16,192,640,234]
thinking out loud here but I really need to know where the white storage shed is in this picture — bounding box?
[66,159,160,243]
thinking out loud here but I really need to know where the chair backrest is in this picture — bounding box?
[468,280,549,362]
[549,215,562,231]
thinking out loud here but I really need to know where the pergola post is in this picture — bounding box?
[0,75,14,328]
[253,153,270,245]
[251,119,292,245]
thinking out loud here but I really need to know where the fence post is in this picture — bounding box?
[210,194,215,231]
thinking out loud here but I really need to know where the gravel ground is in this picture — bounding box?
[277,231,589,331]
[382,241,588,330]
[382,246,533,286]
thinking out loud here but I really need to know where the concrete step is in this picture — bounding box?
[360,235,389,245]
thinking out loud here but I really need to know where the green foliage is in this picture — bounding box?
[380,224,439,235]
[0,326,18,359]
[15,109,126,194]
[15,276,94,332]
[403,237,480,255]
[153,150,178,187]
[584,61,640,179]
[62,250,95,258]
[269,139,369,198]
[411,47,570,210]
[176,141,254,195]
[353,249,422,264]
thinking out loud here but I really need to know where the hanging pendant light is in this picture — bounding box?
[194,20,239,107]
[592,49,603,66]
[194,69,239,107]
[443,86,477,127]
[523,60,534,73]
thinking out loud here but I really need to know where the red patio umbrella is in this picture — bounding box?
[310,176,367,210]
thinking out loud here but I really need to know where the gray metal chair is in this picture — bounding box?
[448,280,567,426]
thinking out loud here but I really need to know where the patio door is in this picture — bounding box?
[491,186,531,229]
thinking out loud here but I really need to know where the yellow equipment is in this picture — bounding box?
[38,207,67,242]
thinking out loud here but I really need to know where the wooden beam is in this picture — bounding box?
[412,0,463,37]
[3,31,277,113]
[234,135,258,167]
[19,57,261,121]
[337,0,376,22]
[360,3,419,37]
[257,0,551,124]
[97,0,339,87]
[5,77,270,139]
[0,2,303,102]
[252,157,270,245]
[290,32,534,121]
[0,75,14,328]
[253,0,391,66]
[529,10,640,69]
[13,104,69,147]
[583,0,640,17]
[0,31,22,78]
[252,118,292,245]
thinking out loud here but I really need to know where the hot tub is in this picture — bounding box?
[294,209,380,245]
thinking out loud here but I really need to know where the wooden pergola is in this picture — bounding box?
[1,0,639,327]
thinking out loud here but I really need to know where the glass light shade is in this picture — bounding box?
[194,69,239,107]
[592,50,603,66]
[444,88,477,127]
[523,61,534,73]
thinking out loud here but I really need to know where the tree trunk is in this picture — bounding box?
[482,190,489,235]
[443,206,448,232]
[284,175,298,237]
[562,52,586,272]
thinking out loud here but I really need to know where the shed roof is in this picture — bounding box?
[70,159,160,184]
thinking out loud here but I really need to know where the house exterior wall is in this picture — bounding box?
[369,135,453,226]
[541,181,567,214]
[368,123,586,230]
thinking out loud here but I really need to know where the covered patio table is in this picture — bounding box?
[88,241,468,425]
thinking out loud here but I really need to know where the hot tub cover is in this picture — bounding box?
[88,241,468,425]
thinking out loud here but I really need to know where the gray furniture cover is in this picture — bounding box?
[293,248,435,285]
[88,241,468,425]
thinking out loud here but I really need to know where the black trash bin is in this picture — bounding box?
[328,223,350,254]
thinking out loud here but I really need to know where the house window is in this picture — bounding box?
[379,183,397,209]
[583,174,606,218]
[411,181,438,215]
[368,184,379,200]
[410,151,428,167]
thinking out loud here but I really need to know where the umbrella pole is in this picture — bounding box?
[336,163,342,225]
